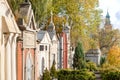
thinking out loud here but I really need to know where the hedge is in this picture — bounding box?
[101,68,120,80]
[57,69,95,80]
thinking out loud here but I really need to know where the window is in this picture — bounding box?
[41,57,45,73]
[45,46,47,51]
[40,45,44,51]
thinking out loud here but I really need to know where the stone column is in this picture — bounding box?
[5,33,13,80]
[23,48,25,80]
[1,34,5,80]
[0,16,1,80]
[11,34,18,80]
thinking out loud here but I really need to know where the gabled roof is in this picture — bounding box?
[37,30,52,44]
[48,31,55,40]
[48,31,58,41]
[86,49,101,54]
[37,31,46,41]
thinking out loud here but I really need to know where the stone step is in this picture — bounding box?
[94,71,102,80]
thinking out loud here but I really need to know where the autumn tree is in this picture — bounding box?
[99,29,120,54]
[73,42,86,70]
[8,0,101,50]
[51,0,101,49]
[107,46,120,67]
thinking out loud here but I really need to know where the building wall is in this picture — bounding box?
[50,40,58,69]
[37,31,51,76]
[37,44,50,75]
[24,48,35,80]
[63,32,68,69]
[0,0,20,80]
[59,32,68,69]
[85,53,101,65]
[16,1,37,80]
[37,42,51,77]
[17,41,36,80]
[17,41,23,80]
[59,35,63,69]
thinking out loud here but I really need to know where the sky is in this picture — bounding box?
[99,0,120,29]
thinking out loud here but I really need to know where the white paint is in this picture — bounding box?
[6,33,13,80]
[11,34,18,80]
[0,0,20,80]
[49,34,58,69]
[0,34,5,80]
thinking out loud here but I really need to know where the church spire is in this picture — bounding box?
[50,11,53,23]
[106,10,110,18]
[105,10,111,25]
[65,15,69,27]
[48,11,55,32]
[65,15,70,29]
[104,10,112,31]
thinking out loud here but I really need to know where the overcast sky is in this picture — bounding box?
[99,0,120,29]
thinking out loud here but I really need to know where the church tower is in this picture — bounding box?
[104,11,112,32]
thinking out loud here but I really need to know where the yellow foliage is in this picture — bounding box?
[107,46,120,66]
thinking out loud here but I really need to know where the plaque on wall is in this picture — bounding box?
[23,31,36,48]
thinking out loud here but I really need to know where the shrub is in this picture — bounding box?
[101,67,120,80]
[42,68,51,80]
[86,61,98,71]
[57,69,95,80]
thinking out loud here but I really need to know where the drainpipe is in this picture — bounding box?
[34,48,36,80]
[22,30,24,80]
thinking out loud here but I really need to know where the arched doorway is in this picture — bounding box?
[26,52,33,80]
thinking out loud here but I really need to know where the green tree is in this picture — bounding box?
[42,68,51,80]
[50,60,57,79]
[73,42,86,69]
[100,56,106,66]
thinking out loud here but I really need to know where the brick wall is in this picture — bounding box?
[17,41,23,80]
